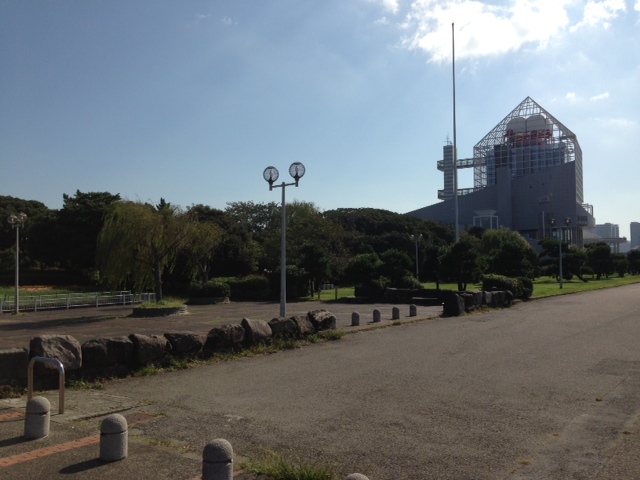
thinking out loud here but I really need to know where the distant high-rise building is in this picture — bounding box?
[595,223,619,239]
[631,222,640,249]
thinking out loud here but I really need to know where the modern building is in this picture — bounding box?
[408,96,596,246]
[631,222,640,250]
[588,223,626,253]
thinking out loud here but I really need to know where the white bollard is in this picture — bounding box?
[345,474,370,480]
[392,306,400,320]
[100,414,128,462]
[351,312,360,326]
[373,309,381,323]
[24,396,50,439]
[202,438,233,480]
[410,304,417,317]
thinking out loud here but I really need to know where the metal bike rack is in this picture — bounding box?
[27,356,65,414]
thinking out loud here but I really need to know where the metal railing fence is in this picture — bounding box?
[0,291,155,314]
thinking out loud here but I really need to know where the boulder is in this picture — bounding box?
[268,317,299,338]
[291,315,315,336]
[204,324,245,352]
[241,318,272,346]
[106,336,134,365]
[81,339,109,367]
[128,334,170,365]
[29,335,82,371]
[80,337,134,378]
[163,332,205,355]
[0,347,29,382]
[443,293,465,317]
[307,310,337,331]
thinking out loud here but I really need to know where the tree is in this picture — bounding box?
[97,201,193,300]
[343,253,382,287]
[480,228,537,278]
[0,196,55,271]
[298,242,330,295]
[628,250,640,275]
[611,253,629,278]
[55,190,121,275]
[183,221,224,283]
[379,249,415,288]
[439,235,484,291]
[585,242,612,280]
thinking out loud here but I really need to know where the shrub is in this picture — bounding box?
[399,275,422,289]
[516,276,534,300]
[191,280,230,299]
[230,275,270,301]
[482,274,528,299]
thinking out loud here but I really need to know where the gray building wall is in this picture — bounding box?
[630,222,640,249]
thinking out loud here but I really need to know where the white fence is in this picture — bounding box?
[0,291,156,314]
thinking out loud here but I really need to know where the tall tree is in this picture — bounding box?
[439,235,484,291]
[56,190,121,275]
[97,201,193,300]
[480,228,538,278]
[585,242,612,280]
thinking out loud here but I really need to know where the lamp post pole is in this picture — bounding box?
[550,217,572,289]
[263,162,306,318]
[8,213,27,314]
[410,234,422,279]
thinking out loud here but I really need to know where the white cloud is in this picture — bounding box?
[590,92,610,101]
[565,91,579,102]
[399,0,572,62]
[636,0,640,12]
[570,0,627,32]
[220,16,234,26]
[382,0,400,14]
[592,116,637,128]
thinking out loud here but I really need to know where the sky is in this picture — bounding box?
[1,0,639,238]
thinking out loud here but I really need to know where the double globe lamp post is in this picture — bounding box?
[549,216,572,289]
[8,212,27,314]
[263,162,306,318]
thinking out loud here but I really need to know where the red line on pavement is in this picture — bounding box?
[0,435,100,468]
[0,412,24,422]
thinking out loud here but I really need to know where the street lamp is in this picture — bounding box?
[263,162,306,318]
[549,216,572,289]
[8,212,27,314]
[410,234,422,279]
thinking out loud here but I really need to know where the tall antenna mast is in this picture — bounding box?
[452,22,459,242]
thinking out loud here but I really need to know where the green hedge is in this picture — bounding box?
[481,274,533,300]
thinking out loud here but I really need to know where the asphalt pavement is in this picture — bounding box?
[3,286,640,479]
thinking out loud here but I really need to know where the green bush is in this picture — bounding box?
[191,280,230,298]
[399,275,422,289]
[516,276,534,299]
[481,274,530,299]
[230,275,270,301]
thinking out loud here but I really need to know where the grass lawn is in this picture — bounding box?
[308,276,640,302]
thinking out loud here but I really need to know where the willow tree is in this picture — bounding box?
[97,200,193,300]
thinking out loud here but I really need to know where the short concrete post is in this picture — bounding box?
[351,312,360,327]
[392,306,400,320]
[345,474,370,480]
[373,309,381,323]
[24,396,50,439]
[100,414,128,462]
[202,438,233,480]
[410,304,417,317]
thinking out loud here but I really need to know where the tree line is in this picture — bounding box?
[1,192,639,300]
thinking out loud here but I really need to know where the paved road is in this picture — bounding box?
[3,285,640,479]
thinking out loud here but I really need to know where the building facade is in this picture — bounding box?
[631,222,640,249]
[408,97,596,246]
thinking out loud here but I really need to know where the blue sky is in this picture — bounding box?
[1,1,639,238]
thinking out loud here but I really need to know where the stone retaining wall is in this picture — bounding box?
[0,309,337,388]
